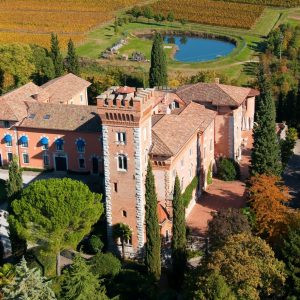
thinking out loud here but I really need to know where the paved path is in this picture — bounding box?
[187,130,252,235]
[283,139,300,207]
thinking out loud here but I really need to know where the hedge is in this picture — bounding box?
[182,176,198,208]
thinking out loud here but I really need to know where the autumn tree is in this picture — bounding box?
[251,64,282,176]
[10,178,103,276]
[249,174,290,243]
[0,43,35,93]
[207,208,251,248]
[207,233,286,299]
[145,161,161,281]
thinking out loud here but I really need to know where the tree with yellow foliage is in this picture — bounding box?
[249,174,290,242]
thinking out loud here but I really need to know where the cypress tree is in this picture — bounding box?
[145,161,161,281]
[251,64,282,176]
[50,33,64,77]
[172,175,187,287]
[149,33,168,88]
[65,39,80,75]
[6,155,23,200]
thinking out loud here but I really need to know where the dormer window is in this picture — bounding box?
[43,114,50,120]
[28,114,35,119]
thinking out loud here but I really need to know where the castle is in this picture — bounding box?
[0,73,258,255]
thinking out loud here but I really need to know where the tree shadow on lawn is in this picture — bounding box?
[243,62,258,77]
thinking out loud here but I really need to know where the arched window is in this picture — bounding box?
[106,113,110,120]
[19,136,28,148]
[118,154,127,171]
[76,139,85,153]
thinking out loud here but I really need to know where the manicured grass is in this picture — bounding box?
[77,6,299,85]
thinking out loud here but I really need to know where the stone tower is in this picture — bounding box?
[97,86,154,256]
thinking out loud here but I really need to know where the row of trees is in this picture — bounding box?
[0,34,79,94]
[127,6,175,24]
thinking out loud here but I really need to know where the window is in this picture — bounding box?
[181,177,184,190]
[114,182,118,193]
[210,139,213,151]
[122,210,127,217]
[79,158,85,169]
[56,139,64,151]
[7,153,13,162]
[28,114,35,119]
[189,168,192,178]
[204,147,206,159]
[4,121,10,128]
[181,158,184,168]
[80,94,83,103]
[125,236,132,245]
[118,155,127,171]
[6,140,12,147]
[116,132,126,144]
[143,128,147,141]
[43,114,50,120]
[43,155,49,166]
[170,101,180,110]
[20,136,28,148]
[43,144,49,150]
[77,140,85,153]
[172,170,176,178]
[23,153,29,164]
[189,148,192,156]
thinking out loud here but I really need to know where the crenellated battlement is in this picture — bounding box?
[97,86,155,126]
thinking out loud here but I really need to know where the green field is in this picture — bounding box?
[77,6,300,85]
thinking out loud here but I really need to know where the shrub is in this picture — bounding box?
[207,163,213,185]
[217,158,240,181]
[182,176,198,208]
[89,252,121,278]
[88,235,104,254]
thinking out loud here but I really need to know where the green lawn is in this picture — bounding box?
[77,6,299,85]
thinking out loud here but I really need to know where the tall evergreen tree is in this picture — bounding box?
[50,33,64,77]
[6,155,23,200]
[60,255,108,300]
[281,224,300,298]
[172,175,187,287]
[149,33,168,88]
[145,161,161,281]
[3,257,56,300]
[65,39,80,75]
[251,64,282,176]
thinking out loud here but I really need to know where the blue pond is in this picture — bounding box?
[163,35,236,63]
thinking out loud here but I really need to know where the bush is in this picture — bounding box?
[88,235,104,254]
[217,158,240,181]
[89,252,121,278]
[182,176,198,208]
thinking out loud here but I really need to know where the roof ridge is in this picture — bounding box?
[215,83,239,105]
[152,131,174,156]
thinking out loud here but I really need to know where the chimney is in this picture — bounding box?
[214,78,220,84]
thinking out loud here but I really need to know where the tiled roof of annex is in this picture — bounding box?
[41,73,91,104]
[0,82,41,121]
[176,83,256,107]
[18,102,100,132]
[151,102,216,157]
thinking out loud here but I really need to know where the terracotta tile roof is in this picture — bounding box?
[176,83,255,107]
[157,203,170,224]
[0,82,40,121]
[151,102,216,157]
[18,102,100,132]
[41,73,91,104]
